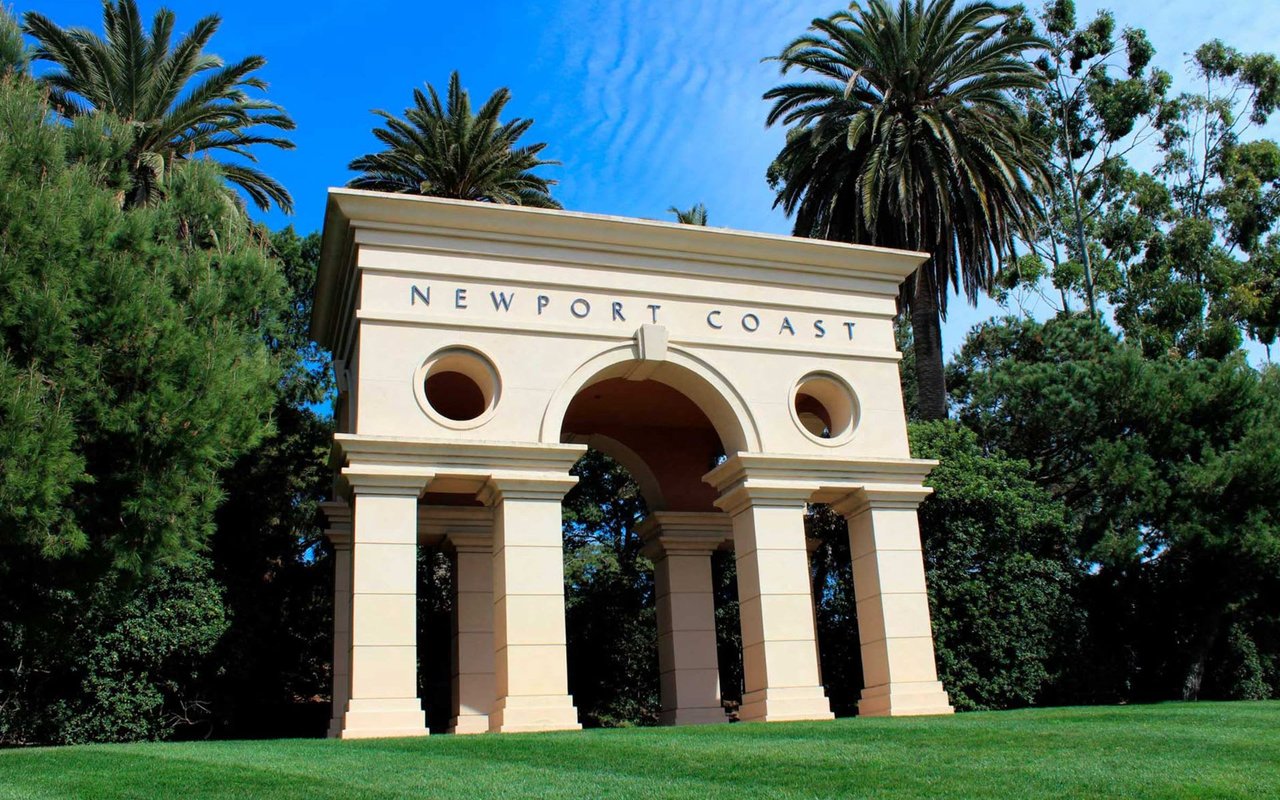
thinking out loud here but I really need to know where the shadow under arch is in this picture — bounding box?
[540,344,760,455]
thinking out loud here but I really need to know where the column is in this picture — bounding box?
[321,501,353,739]
[481,475,581,732]
[833,490,953,716]
[337,473,431,739]
[432,509,496,734]
[715,486,833,722]
[639,512,731,726]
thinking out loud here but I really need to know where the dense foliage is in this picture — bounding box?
[0,76,288,743]
[950,317,1280,700]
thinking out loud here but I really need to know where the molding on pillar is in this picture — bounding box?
[712,484,814,516]
[829,487,935,519]
[340,469,432,498]
[420,506,494,549]
[478,473,580,505]
[333,433,585,501]
[335,434,585,472]
[704,453,938,515]
[858,681,954,717]
[638,511,733,559]
[320,500,353,548]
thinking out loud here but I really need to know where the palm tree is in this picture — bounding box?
[348,72,560,208]
[23,0,294,212]
[765,0,1048,419]
[668,203,708,225]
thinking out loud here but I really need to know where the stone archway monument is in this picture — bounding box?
[311,189,954,739]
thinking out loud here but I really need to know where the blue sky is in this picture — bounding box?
[20,0,1280,357]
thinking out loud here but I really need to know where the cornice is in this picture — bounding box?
[311,188,928,349]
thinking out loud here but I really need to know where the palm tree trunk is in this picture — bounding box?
[911,275,948,420]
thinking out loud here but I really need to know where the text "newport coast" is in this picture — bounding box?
[408,284,858,341]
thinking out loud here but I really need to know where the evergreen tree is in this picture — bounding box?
[0,76,287,743]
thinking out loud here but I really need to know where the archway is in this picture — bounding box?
[557,366,742,725]
[315,189,954,738]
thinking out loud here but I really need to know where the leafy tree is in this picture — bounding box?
[206,228,336,736]
[561,450,658,726]
[0,77,287,743]
[997,18,1280,361]
[765,0,1049,419]
[996,1,1168,317]
[668,202,708,225]
[805,505,861,715]
[949,316,1280,700]
[348,71,560,208]
[23,0,295,211]
[804,423,1079,714]
[910,420,1080,710]
[1110,41,1280,358]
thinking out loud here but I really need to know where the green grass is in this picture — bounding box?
[2,702,1277,799]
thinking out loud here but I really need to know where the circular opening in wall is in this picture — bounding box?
[418,348,500,426]
[792,372,858,442]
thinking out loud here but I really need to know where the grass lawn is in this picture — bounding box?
[1,702,1277,799]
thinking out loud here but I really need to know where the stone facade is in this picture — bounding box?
[311,189,953,738]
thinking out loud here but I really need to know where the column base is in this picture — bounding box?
[660,706,729,726]
[858,682,954,717]
[448,714,491,735]
[336,698,430,739]
[489,695,582,733]
[739,686,834,722]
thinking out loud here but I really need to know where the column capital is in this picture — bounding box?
[829,487,933,519]
[478,472,579,505]
[421,505,495,552]
[712,483,814,517]
[320,499,353,549]
[340,467,432,498]
[705,453,937,512]
[638,511,732,559]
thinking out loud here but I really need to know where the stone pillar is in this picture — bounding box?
[833,490,953,716]
[481,476,581,732]
[426,508,496,735]
[321,501,353,739]
[336,473,431,739]
[714,486,833,722]
[638,512,731,726]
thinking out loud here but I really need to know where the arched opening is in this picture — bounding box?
[557,367,745,725]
